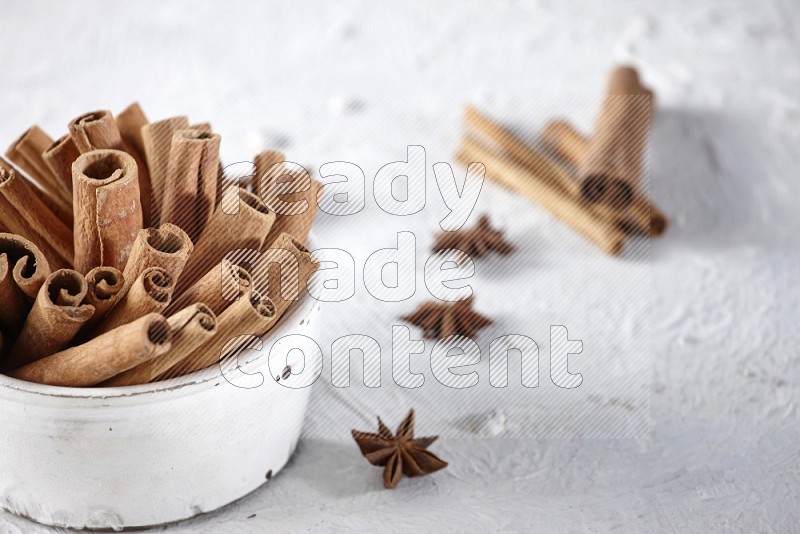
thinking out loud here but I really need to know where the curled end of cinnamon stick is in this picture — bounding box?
[0,233,51,299]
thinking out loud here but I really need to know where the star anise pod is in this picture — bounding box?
[352,409,448,489]
[432,215,514,257]
[400,296,493,339]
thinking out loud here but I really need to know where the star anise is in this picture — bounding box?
[400,296,493,339]
[432,215,514,257]
[352,409,448,489]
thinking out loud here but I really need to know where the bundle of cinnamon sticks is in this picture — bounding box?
[458,66,666,255]
[0,103,320,387]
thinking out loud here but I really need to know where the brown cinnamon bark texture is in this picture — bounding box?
[72,149,143,273]
[5,269,94,369]
[457,137,626,255]
[579,66,652,207]
[157,289,277,380]
[541,119,667,235]
[69,110,153,226]
[80,266,125,332]
[102,303,217,386]
[0,158,73,269]
[141,116,190,225]
[259,160,321,247]
[42,134,81,202]
[122,223,193,297]
[161,129,221,240]
[5,126,71,209]
[9,313,172,387]
[251,232,320,318]
[116,102,149,161]
[166,260,252,317]
[93,267,174,336]
[176,187,274,294]
[253,150,285,197]
[0,233,51,301]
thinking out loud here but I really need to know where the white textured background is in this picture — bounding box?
[1,0,799,532]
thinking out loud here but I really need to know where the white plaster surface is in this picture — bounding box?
[1,0,799,532]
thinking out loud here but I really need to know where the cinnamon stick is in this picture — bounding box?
[122,223,193,297]
[176,187,274,294]
[253,150,285,197]
[102,303,217,386]
[0,158,73,269]
[9,313,172,387]
[93,267,174,336]
[81,266,125,332]
[165,260,252,317]
[5,269,94,369]
[116,102,149,161]
[579,66,652,207]
[42,134,80,203]
[259,161,321,247]
[161,129,221,240]
[0,233,51,300]
[157,289,277,380]
[5,125,71,208]
[251,232,320,318]
[72,149,143,273]
[141,116,189,225]
[457,137,626,255]
[541,119,667,235]
[69,110,153,226]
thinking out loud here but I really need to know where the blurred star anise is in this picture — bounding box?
[400,296,492,339]
[352,409,448,489]
[432,215,514,257]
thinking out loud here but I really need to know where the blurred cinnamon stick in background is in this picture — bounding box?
[142,115,189,225]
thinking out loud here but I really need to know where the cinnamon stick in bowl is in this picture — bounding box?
[69,109,153,226]
[175,187,275,294]
[72,149,143,273]
[257,157,321,247]
[0,158,73,269]
[165,260,252,317]
[540,119,667,235]
[161,129,221,240]
[102,303,217,387]
[9,313,172,387]
[5,269,94,369]
[5,126,72,210]
[122,223,193,297]
[141,116,189,225]
[0,233,51,301]
[81,266,125,331]
[92,267,174,336]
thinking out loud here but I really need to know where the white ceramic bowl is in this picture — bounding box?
[0,278,321,530]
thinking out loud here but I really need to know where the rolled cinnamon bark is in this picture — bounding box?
[0,158,73,269]
[42,134,81,202]
[5,269,94,369]
[5,126,71,208]
[93,267,174,336]
[80,266,125,332]
[0,244,37,336]
[253,150,285,197]
[72,149,143,273]
[0,233,51,300]
[541,119,667,236]
[251,232,320,318]
[457,137,626,255]
[102,303,217,386]
[579,66,652,207]
[69,110,153,227]
[9,313,172,387]
[157,289,276,380]
[116,102,149,161]
[176,188,274,294]
[166,260,252,317]
[161,129,221,240]
[464,105,582,197]
[259,161,321,247]
[122,223,193,297]
[141,115,189,225]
